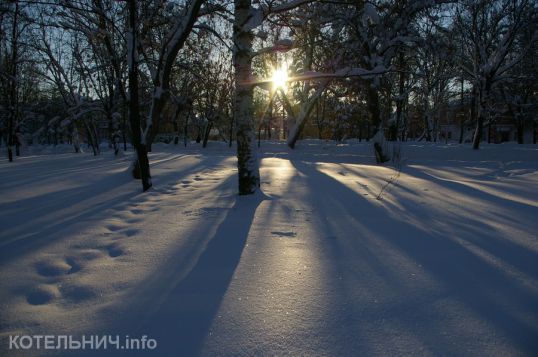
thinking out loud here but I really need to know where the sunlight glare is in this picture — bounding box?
[272,68,288,90]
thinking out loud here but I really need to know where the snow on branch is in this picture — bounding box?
[252,39,294,56]
[245,0,313,31]
[290,65,390,82]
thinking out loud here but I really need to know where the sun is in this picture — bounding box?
[271,67,288,90]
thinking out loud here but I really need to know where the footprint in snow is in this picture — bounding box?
[35,260,72,277]
[75,249,103,261]
[271,231,297,237]
[35,257,81,278]
[106,224,124,232]
[59,284,96,303]
[64,257,82,274]
[26,285,59,305]
[122,228,140,237]
[103,243,125,258]
[125,217,143,224]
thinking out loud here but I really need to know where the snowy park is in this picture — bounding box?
[1,141,538,355]
[2,0,538,355]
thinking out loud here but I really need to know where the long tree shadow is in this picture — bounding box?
[397,165,538,278]
[126,192,267,355]
[289,159,538,355]
[0,156,229,266]
[405,165,538,210]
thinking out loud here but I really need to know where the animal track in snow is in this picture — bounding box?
[35,260,72,277]
[106,224,124,232]
[71,249,103,263]
[102,243,125,258]
[64,257,82,274]
[122,229,140,237]
[58,284,96,303]
[35,256,82,278]
[26,285,59,305]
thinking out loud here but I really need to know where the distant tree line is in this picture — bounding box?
[0,0,536,194]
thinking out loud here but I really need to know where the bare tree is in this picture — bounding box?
[455,0,536,149]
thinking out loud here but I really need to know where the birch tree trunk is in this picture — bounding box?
[395,53,406,140]
[233,0,259,195]
[286,83,327,149]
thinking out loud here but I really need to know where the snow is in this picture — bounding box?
[1,141,538,355]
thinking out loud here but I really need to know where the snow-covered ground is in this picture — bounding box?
[1,140,537,356]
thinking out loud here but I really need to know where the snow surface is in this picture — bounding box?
[1,140,538,356]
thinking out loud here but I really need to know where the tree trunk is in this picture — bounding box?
[473,83,489,150]
[228,111,234,148]
[517,121,524,144]
[184,111,190,147]
[367,86,381,133]
[287,83,327,149]
[72,125,81,153]
[84,122,98,156]
[422,112,432,141]
[7,0,19,162]
[395,52,406,141]
[128,0,151,191]
[173,106,181,145]
[367,85,390,161]
[233,0,259,195]
[143,0,203,152]
[472,103,485,150]
[203,121,212,148]
[459,70,465,144]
